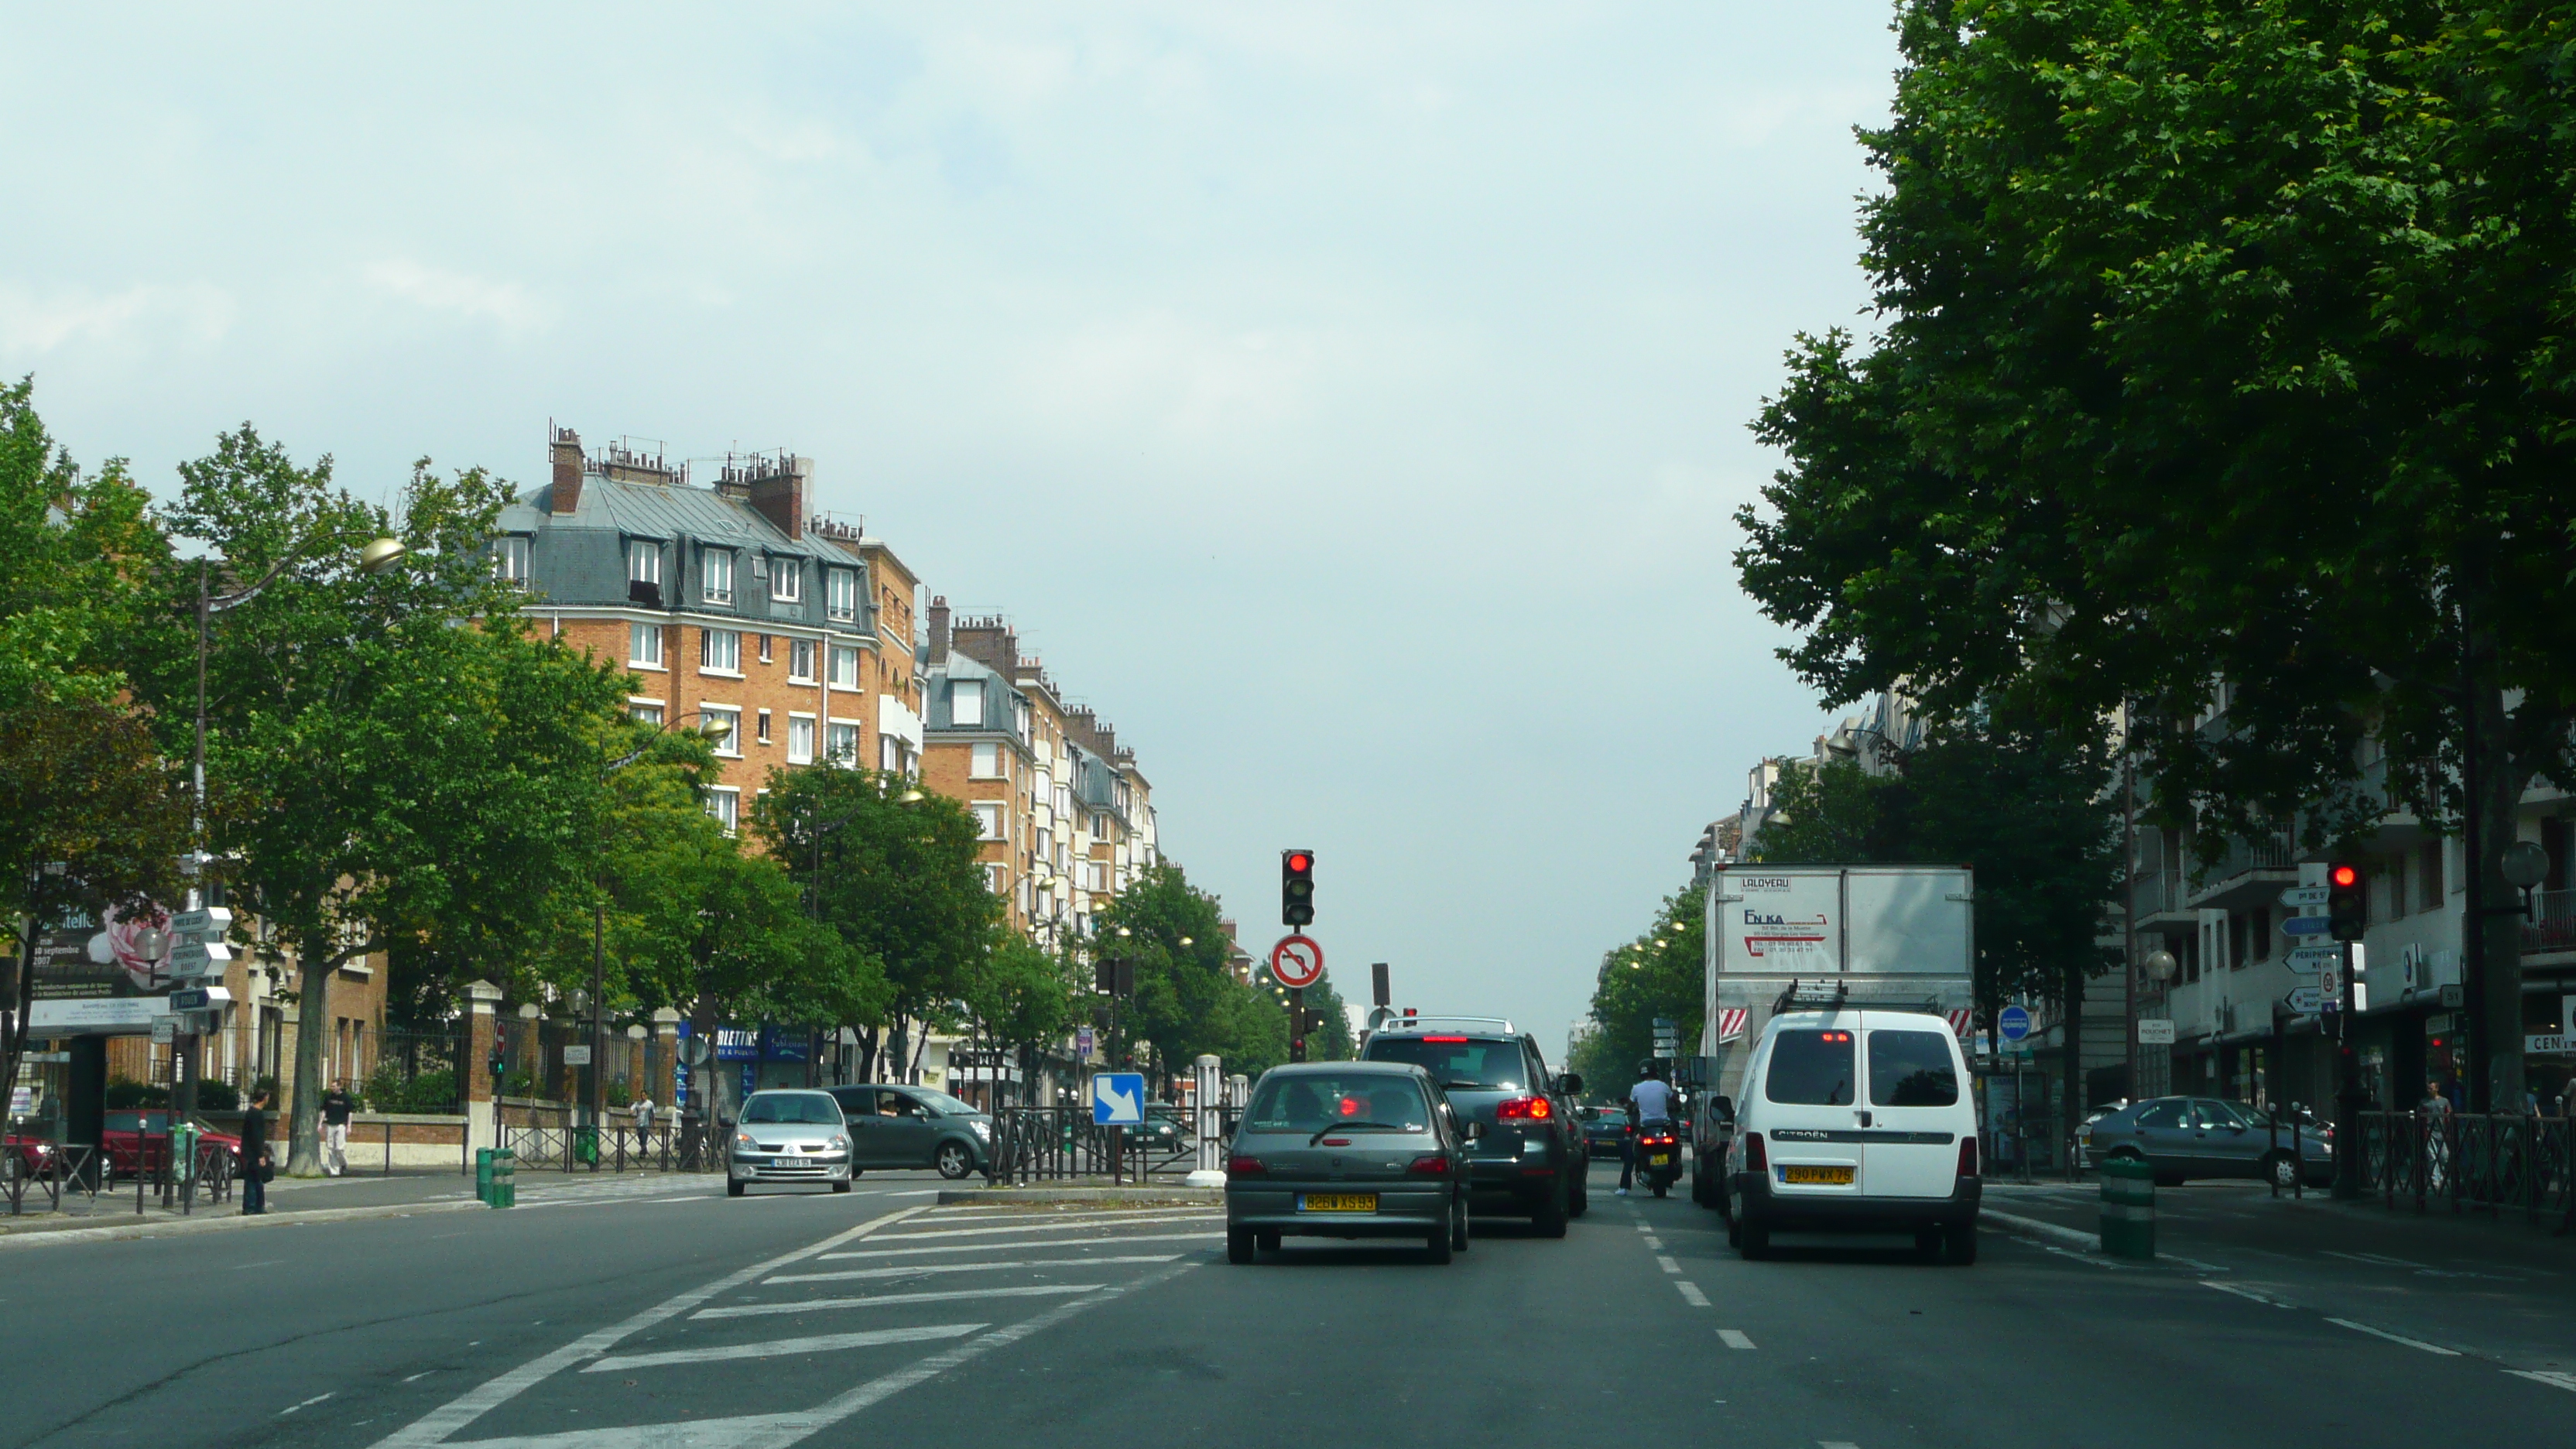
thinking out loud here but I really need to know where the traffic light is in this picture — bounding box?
[2328,862,2367,941]
[1282,848,1315,926]
[488,1024,510,1083]
[1095,957,1134,997]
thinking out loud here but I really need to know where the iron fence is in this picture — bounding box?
[989,1104,1235,1184]
[2357,1111,2575,1226]
[501,1113,711,1174]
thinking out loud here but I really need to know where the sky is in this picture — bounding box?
[2,3,1896,1060]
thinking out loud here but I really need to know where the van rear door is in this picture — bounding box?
[1858,1014,1967,1197]
[1759,1018,1864,1199]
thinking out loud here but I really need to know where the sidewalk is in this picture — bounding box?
[0,1164,709,1245]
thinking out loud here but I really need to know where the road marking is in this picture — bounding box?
[818,1231,1222,1260]
[2323,1249,2427,1269]
[2202,1280,2289,1308]
[1821,1441,1860,1448]
[1643,1235,1664,1249]
[2324,1318,2459,1355]
[1656,1255,1681,1275]
[695,1283,1101,1321]
[922,1205,1211,1221]
[2508,1370,2576,1392]
[769,1255,1181,1285]
[1718,1329,1756,1350]
[1675,1282,1709,1307]
[867,1213,1218,1241]
[584,1323,985,1373]
[402,1372,433,1383]
[281,1393,334,1416]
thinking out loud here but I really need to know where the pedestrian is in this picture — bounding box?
[2424,1079,2450,1115]
[320,1078,356,1177]
[239,1088,272,1214]
[633,1094,656,1141]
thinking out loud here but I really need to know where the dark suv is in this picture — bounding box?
[1360,1019,1588,1235]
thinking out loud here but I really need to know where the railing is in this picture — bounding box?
[2357,1112,2575,1225]
[501,1117,707,1174]
[2526,889,2576,954]
[989,1105,1232,1184]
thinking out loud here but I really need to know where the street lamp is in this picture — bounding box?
[2143,949,2177,984]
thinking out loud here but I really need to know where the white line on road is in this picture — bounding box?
[280,1393,334,1416]
[2323,1249,2427,1269]
[1821,1440,1860,1448]
[584,1323,985,1373]
[1718,1330,1756,1350]
[2323,1318,2459,1355]
[2509,1370,2576,1392]
[921,1205,1211,1221]
[695,1283,1101,1321]
[1656,1256,1681,1275]
[2202,1280,2290,1308]
[818,1231,1221,1260]
[1643,1236,1664,1250]
[1675,1282,1709,1307]
[867,1214,1218,1241]
[768,1255,1180,1286]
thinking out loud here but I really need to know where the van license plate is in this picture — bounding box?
[1780,1165,1855,1185]
[1298,1193,1377,1213]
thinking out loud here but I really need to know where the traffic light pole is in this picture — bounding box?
[2332,938,2364,1199]
[1289,987,1306,1064]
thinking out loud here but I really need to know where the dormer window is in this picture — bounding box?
[628,540,662,585]
[827,567,857,622]
[702,548,734,605]
[771,558,803,603]
[492,536,530,586]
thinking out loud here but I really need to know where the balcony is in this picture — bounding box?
[2184,833,2299,911]
[2529,889,2576,957]
[2130,869,2197,936]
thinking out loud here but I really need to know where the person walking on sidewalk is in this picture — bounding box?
[320,1080,356,1177]
[632,1094,656,1143]
[238,1089,272,1214]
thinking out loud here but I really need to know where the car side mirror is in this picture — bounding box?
[1557,1073,1584,1097]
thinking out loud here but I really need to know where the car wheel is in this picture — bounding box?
[727,1179,745,1197]
[1426,1220,1454,1265]
[1533,1176,1570,1238]
[1691,1166,1714,1208]
[935,1142,975,1180]
[2153,1170,2186,1188]
[2264,1151,2300,1190]
[1568,1170,1590,1218]
[831,1179,851,1193]
[1227,1228,1256,1265]
[1451,1196,1471,1251]
[1738,1217,1769,1260]
[1941,1221,1978,1266]
[1256,1230,1281,1252]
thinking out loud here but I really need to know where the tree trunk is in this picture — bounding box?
[286,944,330,1176]
[2060,967,2084,1179]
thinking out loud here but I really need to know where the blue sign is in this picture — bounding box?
[2281,916,2332,937]
[1090,1071,1146,1126]
[1999,1004,2032,1043]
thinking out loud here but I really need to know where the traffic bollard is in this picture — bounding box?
[476,1147,494,1204]
[491,1147,516,1208]
[2099,1156,2155,1259]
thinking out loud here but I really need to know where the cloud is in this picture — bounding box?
[360,259,554,336]
[0,282,235,355]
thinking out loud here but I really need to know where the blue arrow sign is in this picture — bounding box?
[1999,1004,2032,1042]
[2281,916,2332,937]
[1090,1071,1146,1126]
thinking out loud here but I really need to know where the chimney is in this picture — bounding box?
[549,426,584,516]
[747,455,810,540]
[926,596,950,666]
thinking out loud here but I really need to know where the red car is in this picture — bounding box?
[4,1131,60,1177]
[100,1112,243,1180]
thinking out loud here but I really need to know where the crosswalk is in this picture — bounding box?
[372,1201,1219,1449]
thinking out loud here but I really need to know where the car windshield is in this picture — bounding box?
[1364,1036,1526,1090]
[1866,1029,1959,1107]
[1245,1075,1431,1133]
[911,1089,976,1115]
[1766,1029,1856,1105]
[742,1094,842,1125]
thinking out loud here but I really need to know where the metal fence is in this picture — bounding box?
[501,1114,711,1174]
[988,1105,1230,1184]
[2,1140,234,1218]
[2357,1111,2576,1226]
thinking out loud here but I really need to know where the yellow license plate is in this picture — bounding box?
[1780,1165,1855,1185]
[1647,1153,1671,1166]
[1298,1193,1378,1213]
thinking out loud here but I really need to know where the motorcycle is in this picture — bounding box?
[1632,1115,1684,1197]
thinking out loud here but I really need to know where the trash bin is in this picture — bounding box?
[492,1147,516,1208]
[575,1126,599,1166]
[2100,1156,2155,1259]
[476,1147,494,1204]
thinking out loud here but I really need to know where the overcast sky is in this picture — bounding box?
[4,4,1895,1060]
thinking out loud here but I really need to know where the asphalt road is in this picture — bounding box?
[6,1160,2575,1448]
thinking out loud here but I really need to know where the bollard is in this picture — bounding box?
[492,1147,516,1208]
[476,1147,495,1204]
[2100,1155,2156,1259]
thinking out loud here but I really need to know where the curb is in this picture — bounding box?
[0,1196,492,1249]
[1980,1206,2102,1252]
[937,1184,1223,1206]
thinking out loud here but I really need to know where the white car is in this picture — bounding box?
[1721,1007,1981,1264]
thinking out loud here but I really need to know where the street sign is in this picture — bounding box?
[1076,1026,1096,1062]
[2136,1018,2177,1046]
[1090,1071,1146,1126]
[562,1045,593,1067]
[168,939,233,972]
[2280,915,2331,937]
[168,906,234,937]
[2320,958,2345,1005]
[2282,945,2338,975]
[151,1015,178,1044]
[166,986,231,1012]
[2286,987,2323,1015]
[1269,933,1325,989]
[2277,886,2329,910]
[1999,1004,2032,1042]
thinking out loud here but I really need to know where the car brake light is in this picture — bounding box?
[1743,1132,1767,1171]
[1495,1097,1552,1121]
[1958,1137,1978,1179]
[1422,1035,1469,1043]
[1227,1154,1266,1177]
[1407,1154,1451,1176]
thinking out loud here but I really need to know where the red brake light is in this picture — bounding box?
[1336,1096,1365,1117]
[1820,1031,1852,1043]
[1422,1035,1469,1043]
[1957,1136,1979,1179]
[1495,1097,1552,1121]
[1227,1154,1266,1177]
[1743,1132,1767,1171]
[1407,1153,1451,1176]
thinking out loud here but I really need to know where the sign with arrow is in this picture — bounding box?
[1269,934,1325,989]
[1090,1071,1146,1126]
[2285,987,2323,1016]
[2280,915,2332,937]
[2282,945,2338,975]
[2277,886,2329,911]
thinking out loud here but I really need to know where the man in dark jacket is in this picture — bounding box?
[320,1080,356,1176]
[239,1088,272,1214]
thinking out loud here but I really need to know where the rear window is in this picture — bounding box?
[742,1094,843,1125]
[1865,1030,1958,1107]
[1246,1075,1432,1133]
[1364,1036,1528,1091]
[1764,1029,1856,1105]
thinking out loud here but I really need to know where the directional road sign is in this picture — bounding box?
[2277,886,2329,911]
[1269,933,1325,989]
[166,986,231,1012]
[167,939,232,978]
[2282,945,2338,975]
[1998,1004,2033,1042]
[169,906,234,937]
[2285,987,2323,1016]
[2280,915,2332,937]
[1090,1071,1146,1126]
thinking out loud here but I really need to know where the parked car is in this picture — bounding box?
[1359,1017,1587,1233]
[101,1112,242,1180]
[1580,1105,1631,1160]
[1223,1060,1470,1263]
[824,1084,993,1180]
[2082,1097,2332,1190]
[727,1089,854,1196]
[4,1131,59,1178]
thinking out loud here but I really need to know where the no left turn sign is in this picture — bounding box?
[1270,934,1324,989]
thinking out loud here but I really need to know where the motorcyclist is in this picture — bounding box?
[1617,1061,1676,1196]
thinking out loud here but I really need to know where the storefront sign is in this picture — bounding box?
[2527,1033,2574,1057]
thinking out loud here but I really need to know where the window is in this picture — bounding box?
[2420,839,2446,906]
[701,707,740,756]
[829,645,861,690]
[950,681,984,727]
[757,634,773,664]
[827,721,861,766]
[2252,906,2270,962]
[770,558,802,602]
[2134,1101,2187,1131]
[629,703,663,725]
[971,742,1003,779]
[629,622,664,668]
[1764,1029,1856,1105]
[789,638,817,682]
[628,540,661,584]
[493,536,530,585]
[755,709,772,745]
[701,548,733,604]
[880,735,903,772]
[700,629,742,674]
[706,788,739,833]
[1092,813,1108,841]
[2228,912,2249,968]
[786,715,815,765]
[985,863,1006,894]
[971,803,1005,841]
[1359,1037,1524,1091]
[827,567,858,621]
[1865,1030,1958,1107]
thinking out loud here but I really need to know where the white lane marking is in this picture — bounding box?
[1821,1441,1861,1448]
[1718,1329,1756,1350]
[1656,1256,1682,1275]
[281,1393,334,1415]
[584,1323,984,1373]
[882,1190,944,1197]
[1643,1236,1665,1250]
[2163,1253,2229,1273]
[367,1204,930,1448]
[2042,1245,2132,1271]
[402,1372,433,1383]
[2509,1370,2576,1392]
[1978,1208,2098,1252]
[2323,1318,2459,1355]
[696,1283,1101,1321]
[1632,1222,1652,1231]
[2324,1249,2427,1269]
[1675,1282,1709,1307]
[923,1205,1213,1221]
[770,1254,1181,1286]
[232,1260,284,1271]
[870,1213,1218,1241]
[818,1231,1221,1260]
[2202,1280,2290,1308]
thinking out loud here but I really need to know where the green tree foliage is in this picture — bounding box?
[1097,862,1285,1079]
[0,379,166,709]
[964,933,1084,1105]
[1735,1,2576,1108]
[1575,889,1703,1100]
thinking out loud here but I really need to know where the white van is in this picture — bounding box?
[1719,1006,1980,1263]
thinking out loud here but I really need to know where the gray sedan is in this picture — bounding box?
[727,1090,855,1196]
[2083,1096,2332,1190]
[1224,1062,1470,1264]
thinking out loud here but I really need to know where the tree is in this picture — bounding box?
[1097,862,1285,1081]
[1577,887,1704,1098]
[0,378,168,711]
[965,933,1084,1106]
[1735,1,2576,1110]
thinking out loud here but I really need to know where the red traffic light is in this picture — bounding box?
[2330,864,2359,889]
[1286,851,1312,873]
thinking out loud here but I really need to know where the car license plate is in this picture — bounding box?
[1780,1164,1855,1185]
[772,1156,800,1168]
[1297,1193,1377,1213]
[1647,1153,1671,1166]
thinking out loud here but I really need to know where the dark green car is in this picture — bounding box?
[1225,1061,1471,1263]
[1360,1022,1588,1234]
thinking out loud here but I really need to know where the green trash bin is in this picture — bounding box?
[575,1126,599,1166]
[2100,1156,2155,1259]
[492,1147,516,1209]
[476,1147,495,1204]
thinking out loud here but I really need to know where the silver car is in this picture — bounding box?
[727,1090,855,1196]
[1224,1061,1471,1264]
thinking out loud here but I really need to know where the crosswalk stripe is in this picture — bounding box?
[768,1255,1181,1286]
[582,1323,983,1373]
[696,1283,1101,1321]
[818,1231,1223,1260]
[869,1213,1218,1241]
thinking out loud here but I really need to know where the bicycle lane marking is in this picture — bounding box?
[367,1204,931,1448]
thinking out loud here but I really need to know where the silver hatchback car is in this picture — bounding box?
[728,1090,855,1196]
[1225,1061,1471,1263]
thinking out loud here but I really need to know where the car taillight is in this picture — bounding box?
[1643,1135,1674,1146]
[1957,1137,1978,1179]
[1227,1154,1266,1177]
[1495,1097,1552,1121]
[1407,1154,1451,1176]
[1743,1132,1766,1171]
